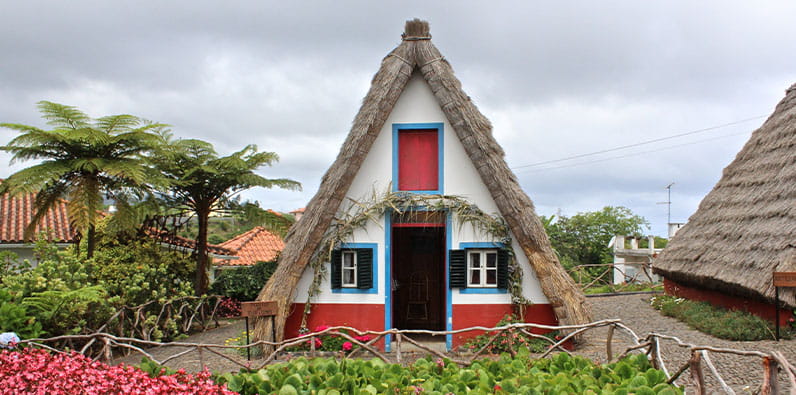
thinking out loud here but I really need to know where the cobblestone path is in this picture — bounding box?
[581,293,794,393]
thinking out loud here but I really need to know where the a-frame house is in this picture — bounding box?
[257,19,590,350]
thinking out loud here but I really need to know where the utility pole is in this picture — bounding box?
[657,182,675,225]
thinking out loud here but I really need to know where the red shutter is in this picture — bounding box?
[398,129,438,190]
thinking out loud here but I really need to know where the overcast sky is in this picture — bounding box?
[2,1,795,237]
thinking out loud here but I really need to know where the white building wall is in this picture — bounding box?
[294,72,549,305]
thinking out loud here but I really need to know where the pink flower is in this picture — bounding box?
[308,338,323,348]
[354,335,371,342]
[436,358,445,368]
[313,325,330,332]
[342,342,353,351]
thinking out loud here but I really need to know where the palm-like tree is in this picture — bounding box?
[153,137,301,295]
[0,101,163,257]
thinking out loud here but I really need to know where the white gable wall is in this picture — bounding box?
[293,72,549,305]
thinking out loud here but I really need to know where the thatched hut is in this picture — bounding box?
[256,19,590,350]
[653,82,796,324]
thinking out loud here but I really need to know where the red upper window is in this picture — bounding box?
[398,129,438,191]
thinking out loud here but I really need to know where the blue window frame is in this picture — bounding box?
[458,242,508,294]
[332,242,378,294]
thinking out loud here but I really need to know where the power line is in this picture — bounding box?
[515,129,752,173]
[510,115,765,170]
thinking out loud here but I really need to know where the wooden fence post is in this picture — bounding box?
[761,356,779,395]
[606,325,614,362]
[689,351,706,395]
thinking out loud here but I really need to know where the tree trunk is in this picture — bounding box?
[195,207,210,295]
[86,224,96,259]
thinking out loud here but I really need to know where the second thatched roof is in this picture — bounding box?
[654,82,796,307]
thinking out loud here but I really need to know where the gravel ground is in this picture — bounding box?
[579,293,793,393]
[114,318,251,373]
[115,295,794,392]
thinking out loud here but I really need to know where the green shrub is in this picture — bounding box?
[211,260,277,301]
[22,285,109,336]
[650,295,785,341]
[213,351,681,394]
[0,288,43,339]
[460,314,559,354]
[88,239,195,306]
[1,237,197,339]
[584,283,660,295]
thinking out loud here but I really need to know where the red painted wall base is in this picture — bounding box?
[664,278,792,327]
[282,302,560,350]
[451,304,559,349]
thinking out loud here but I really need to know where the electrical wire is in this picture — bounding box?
[515,129,753,173]
[510,115,765,170]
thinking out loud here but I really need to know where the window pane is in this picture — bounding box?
[486,269,497,285]
[343,268,356,286]
[486,252,497,268]
[469,252,480,268]
[343,252,356,268]
[469,269,481,285]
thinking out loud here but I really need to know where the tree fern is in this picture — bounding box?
[1,102,167,256]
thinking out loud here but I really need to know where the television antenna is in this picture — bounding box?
[657,183,675,224]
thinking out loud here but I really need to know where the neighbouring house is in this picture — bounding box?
[144,228,238,279]
[258,19,590,350]
[0,184,78,265]
[213,226,284,277]
[653,82,796,326]
[610,235,662,285]
[289,208,305,222]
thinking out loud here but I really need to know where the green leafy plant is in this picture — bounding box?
[650,294,786,340]
[0,288,43,339]
[213,351,681,394]
[460,314,559,354]
[22,285,110,336]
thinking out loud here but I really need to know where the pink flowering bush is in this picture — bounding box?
[0,348,234,394]
[216,297,242,318]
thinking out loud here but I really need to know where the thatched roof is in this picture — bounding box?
[257,19,591,339]
[654,82,796,307]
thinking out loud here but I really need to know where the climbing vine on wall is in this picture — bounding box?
[299,189,531,330]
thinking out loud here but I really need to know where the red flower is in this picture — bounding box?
[342,342,353,351]
[313,325,330,332]
[0,348,234,394]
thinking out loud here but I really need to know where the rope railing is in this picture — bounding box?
[16,319,795,393]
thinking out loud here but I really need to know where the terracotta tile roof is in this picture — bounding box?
[289,208,305,215]
[0,186,77,244]
[144,228,235,256]
[216,226,284,266]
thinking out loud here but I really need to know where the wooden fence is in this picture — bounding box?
[18,318,796,394]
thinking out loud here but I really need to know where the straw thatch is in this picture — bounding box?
[654,82,796,307]
[255,19,591,342]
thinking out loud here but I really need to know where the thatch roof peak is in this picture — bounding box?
[403,19,431,40]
